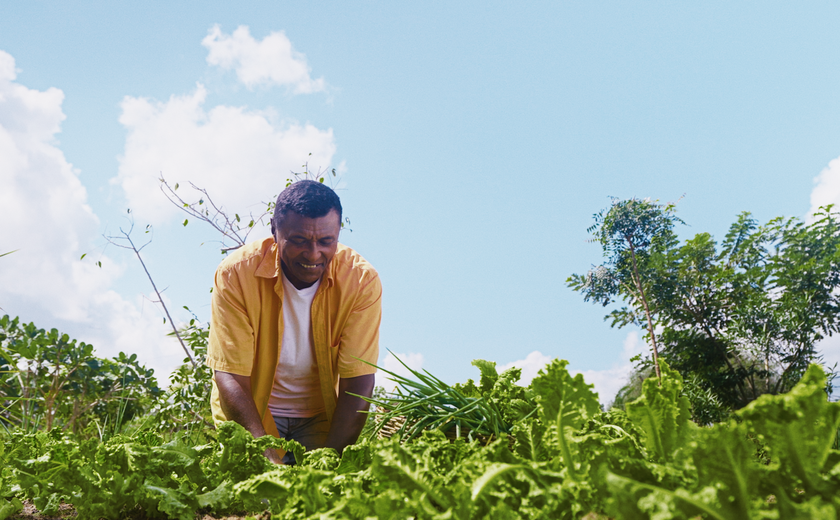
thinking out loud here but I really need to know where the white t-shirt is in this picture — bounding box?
[267,274,325,418]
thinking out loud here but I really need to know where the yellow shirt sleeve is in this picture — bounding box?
[336,271,381,378]
[207,265,256,376]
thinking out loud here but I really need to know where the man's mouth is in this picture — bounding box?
[299,262,320,269]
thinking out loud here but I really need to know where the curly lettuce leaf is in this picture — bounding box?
[625,359,693,463]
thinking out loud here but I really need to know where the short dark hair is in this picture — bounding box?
[271,180,342,231]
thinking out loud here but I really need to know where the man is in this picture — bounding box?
[207,181,380,464]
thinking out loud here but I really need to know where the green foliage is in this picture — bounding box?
[568,197,682,316]
[529,359,601,480]
[573,201,840,415]
[1,358,839,519]
[146,320,214,442]
[651,208,840,407]
[606,363,840,520]
[568,197,684,381]
[362,354,532,441]
[736,364,840,505]
[681,373,731,425]
[624,359,693,464]
[0,315,161,436]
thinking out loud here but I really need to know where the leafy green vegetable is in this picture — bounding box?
[624,358,693,463]
[2,359,839,519]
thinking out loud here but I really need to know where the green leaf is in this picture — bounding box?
[145,485,195,520]
[625,359,693,463]
[335,442,371,474]
[737,364,840,501]
[0,498,23,520]
[530,359,600,479]
[511,416,548,462]
[471,463,526,501]
[471,359,498,394]
[196,481,233,509]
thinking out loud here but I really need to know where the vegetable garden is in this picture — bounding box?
[1,320,839,519]
[2,198,840,519]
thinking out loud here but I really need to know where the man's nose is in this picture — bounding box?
[302,243,319,261]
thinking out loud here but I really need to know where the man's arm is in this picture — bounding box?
[324,373,375,454]
[215,370,283,464]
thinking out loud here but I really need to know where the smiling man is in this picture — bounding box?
[207,181,380,464]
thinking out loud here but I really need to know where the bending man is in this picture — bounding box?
[207,180,380,464]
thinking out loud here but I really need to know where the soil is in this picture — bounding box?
[9,501,264,520]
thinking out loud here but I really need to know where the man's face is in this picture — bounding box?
[274,209,341,290]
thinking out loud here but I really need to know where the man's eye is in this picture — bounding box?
[319,239,334,246]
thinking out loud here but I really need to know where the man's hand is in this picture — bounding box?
[214,370,283,464]
[324,374,375,454]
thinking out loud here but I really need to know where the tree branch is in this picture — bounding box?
[104,220,196,368]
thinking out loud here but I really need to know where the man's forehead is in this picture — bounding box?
[280,210,340,235]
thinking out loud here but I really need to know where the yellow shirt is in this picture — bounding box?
[207,237,381,440]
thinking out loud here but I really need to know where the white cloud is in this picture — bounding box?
[498,351,552,387]
[810,156,840,216]
[573,331,645,406]
[0,49,183,380]
[0,51,16,80]
[113,84,336,226]
[202,25,326,93]
[498,332,645,406]
[376,351,425,391]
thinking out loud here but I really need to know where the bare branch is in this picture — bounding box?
[103,219,196,368]
[159,175,273,253]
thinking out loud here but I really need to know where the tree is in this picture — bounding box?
[0,315,161,435]
[570,200,840,411]
[567,198,683,381]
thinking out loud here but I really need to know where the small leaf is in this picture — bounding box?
[471,464,526,501]
[163,317,167,324]
[183,219,189,226]
[80,253,87,260]
[96,261,102,268]
[127,208,132,214]
[199,199,204,205]
[319,178,325,183]
[174,183,179,190]
[235,213,240,222]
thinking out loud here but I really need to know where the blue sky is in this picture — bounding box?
[3,1,840,402]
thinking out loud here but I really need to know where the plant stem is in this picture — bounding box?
[123,231,196,368]
[627,238,662,382]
